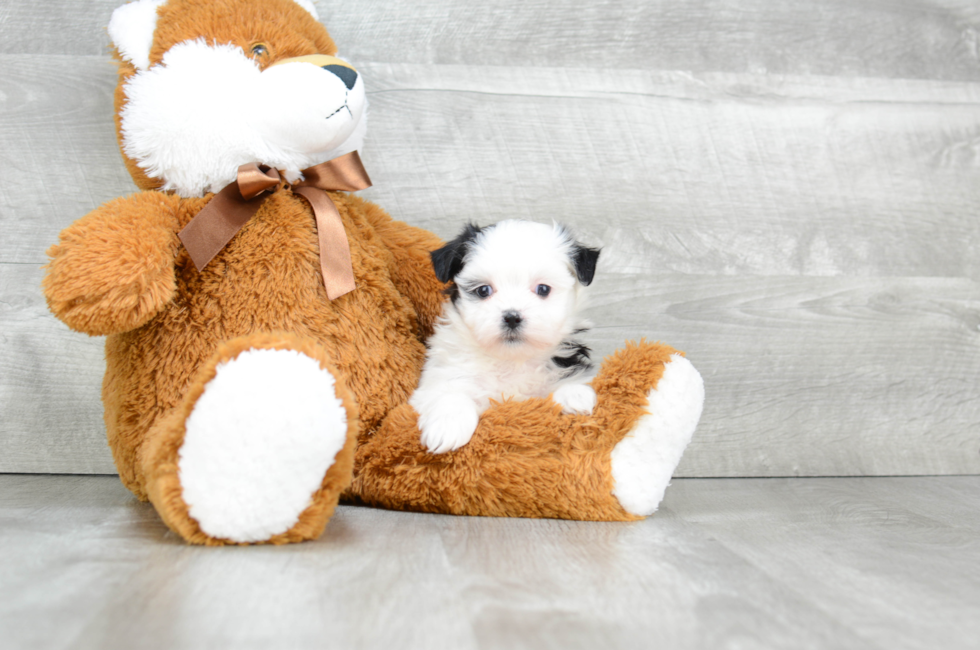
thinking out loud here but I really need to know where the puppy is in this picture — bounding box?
[410,220,601,454]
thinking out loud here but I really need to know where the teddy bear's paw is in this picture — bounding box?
[610,354,704,517]
[415,393,480,454]
[177,348,350,543]
[553,383,597,415]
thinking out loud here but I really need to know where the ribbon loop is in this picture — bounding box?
[177,151,373,300]
[235,164,282,200]
[297,153,372,192]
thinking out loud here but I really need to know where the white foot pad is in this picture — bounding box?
[178,348,348,542]
[610,354,704,516]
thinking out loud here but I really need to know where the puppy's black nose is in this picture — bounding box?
[323,64,358,90]
[502,311,523,330]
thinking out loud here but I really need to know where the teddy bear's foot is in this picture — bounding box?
[610,354,704,516]
[178,348,348,542]
[141,334,359,545]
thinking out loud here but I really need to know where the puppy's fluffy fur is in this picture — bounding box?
[411,220,601,454]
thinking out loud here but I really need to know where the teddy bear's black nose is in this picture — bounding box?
[323,64,358,90]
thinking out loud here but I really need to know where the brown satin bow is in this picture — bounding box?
[178,151,372,300]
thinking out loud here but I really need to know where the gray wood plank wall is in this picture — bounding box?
[1,0,978,476]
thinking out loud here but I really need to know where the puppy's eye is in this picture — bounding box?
[536,284,551,298]
[250,43,269,58]
[475,285,493,299]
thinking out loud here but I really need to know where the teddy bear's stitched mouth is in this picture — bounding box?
[324,89,352,121]
[325,103,352,120]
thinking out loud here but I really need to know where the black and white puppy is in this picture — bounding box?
[411,220,601,454]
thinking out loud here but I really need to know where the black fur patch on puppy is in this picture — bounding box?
[431,224,483,282]
[551,338,593,379]
[431,224,484,303]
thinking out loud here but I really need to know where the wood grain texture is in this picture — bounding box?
[0,265,113,474]
[358,64,980,278]
[587,274,980,477]
[666,477,980,650]
[0,54,136,266]
[8,57,980,274]
[2,475,978,650]
[2,0,979,476]
[4,0,980,82]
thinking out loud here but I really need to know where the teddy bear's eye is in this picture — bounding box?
[250,43,269,58]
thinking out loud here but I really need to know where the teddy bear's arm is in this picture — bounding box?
[353,197,447,339]
[43,192,182,336]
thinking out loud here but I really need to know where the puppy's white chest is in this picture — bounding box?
[478,359,556,403]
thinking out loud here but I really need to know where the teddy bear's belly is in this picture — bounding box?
[104,197,427,480]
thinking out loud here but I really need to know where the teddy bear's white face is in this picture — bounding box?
[110,0,367,197]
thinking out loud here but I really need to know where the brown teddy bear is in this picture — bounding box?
[42,0,704,545]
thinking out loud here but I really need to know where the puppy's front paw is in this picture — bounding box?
[416,394,480,454]
[553,383,597,415]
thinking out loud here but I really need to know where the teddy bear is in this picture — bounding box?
[42,0,705,545]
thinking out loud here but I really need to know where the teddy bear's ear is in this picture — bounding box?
[293,0,320,21]
[108,1,319,72]
[108,0,168,71]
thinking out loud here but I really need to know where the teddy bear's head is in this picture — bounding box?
[108,0,367,196]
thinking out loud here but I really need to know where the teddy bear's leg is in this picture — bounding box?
[139,333,359,545]
[348,341,703,521]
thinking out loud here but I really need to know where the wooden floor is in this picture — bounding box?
[2,475,977,650]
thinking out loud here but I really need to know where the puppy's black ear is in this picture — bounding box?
[572,245,601,286]
[430,223,483,283]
